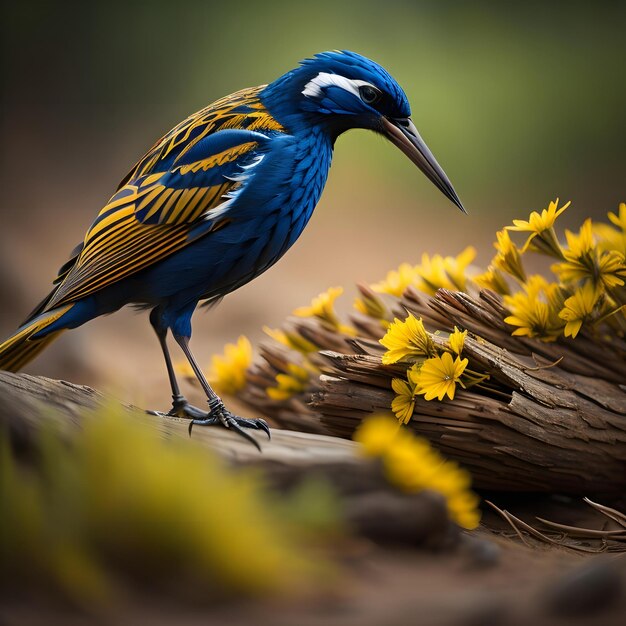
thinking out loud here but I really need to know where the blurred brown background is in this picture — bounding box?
[1,1,625,408]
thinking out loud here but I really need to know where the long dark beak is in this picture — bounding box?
[382,116,467,214]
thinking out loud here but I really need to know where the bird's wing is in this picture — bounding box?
[117,85,283,189]
[45,127,274,310]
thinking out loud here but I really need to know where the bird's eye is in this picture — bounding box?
[359,85,381,105]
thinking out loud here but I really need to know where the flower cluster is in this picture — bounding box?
[370,246,476,297]
[364,200,626,342]
[380,315,487,422]
[353,414,481,530]
[499,200,626,340]
[261,287,360,400]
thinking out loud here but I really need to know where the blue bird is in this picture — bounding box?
[0,50,465,448]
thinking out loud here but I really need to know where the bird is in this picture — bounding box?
[0,50,465,449]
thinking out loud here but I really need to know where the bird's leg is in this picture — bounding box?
[173,334,270,449]
[149,310,207,419]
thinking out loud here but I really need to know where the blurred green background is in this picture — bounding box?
[1,1,625,404]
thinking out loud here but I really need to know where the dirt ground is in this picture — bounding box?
[3,526,625,626]
[1,373,624,626]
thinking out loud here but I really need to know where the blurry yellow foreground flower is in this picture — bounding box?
[0,408,312,602]
[354,415,481,529]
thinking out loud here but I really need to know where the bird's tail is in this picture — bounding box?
[0,304,74,372]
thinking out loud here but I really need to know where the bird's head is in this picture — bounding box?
[261,50,465,213]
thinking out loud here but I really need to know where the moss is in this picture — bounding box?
[0,406,334,604]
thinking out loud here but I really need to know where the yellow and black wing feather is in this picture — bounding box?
[41,86,284,312]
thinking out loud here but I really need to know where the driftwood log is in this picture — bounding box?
[238,287,626,497]
[0,371,455,547]
[314,343,626,495]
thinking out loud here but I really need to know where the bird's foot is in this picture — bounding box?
[190,405,270,451]
[148,396,270,450]
[147,395,210,420]
[189,401,270,451]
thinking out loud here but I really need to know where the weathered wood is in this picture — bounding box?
[0,371,455,547]
[311,337,626,495]
[237,288,626,496]
[0,371,356,466]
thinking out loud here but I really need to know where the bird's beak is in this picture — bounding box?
[382,116,467,214]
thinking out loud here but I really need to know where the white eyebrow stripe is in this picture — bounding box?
[302,72,376,99]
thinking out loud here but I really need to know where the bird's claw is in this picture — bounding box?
[188,405,270,451]
[149,397,269,450]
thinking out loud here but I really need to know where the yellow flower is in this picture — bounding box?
[385,441,480,529]
[379,314,436,364]
[371,263,419,297]
[174,359,195,380]
[207,335,252,395]
[508,198,570,235]
[552,219,594,284]
[442,246,477,291]
[593,203,626,257]
[354,415,481,529]
[447,326,467,355]
[414,253,452,295]
[503,275,565,341]
[391,375,417,424]
[506,198,570,257]
[263,326,318,354]
[414,247,476,295]
[608,202,626,230]
[412,352,468,401]
[559,281,601,338]
[383,435,439,491]
[293,287,356,335]
[293,287,343,324]
[266,363,310,401]
[353,413,402,456]
[596,251,626,289]
[436,463,479,525]
[353,285,389,320]
[493,229,526,283]
[553,219,626,290]
[565,218,594,256]
[186,340,273,401]
[472,265,511,295]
